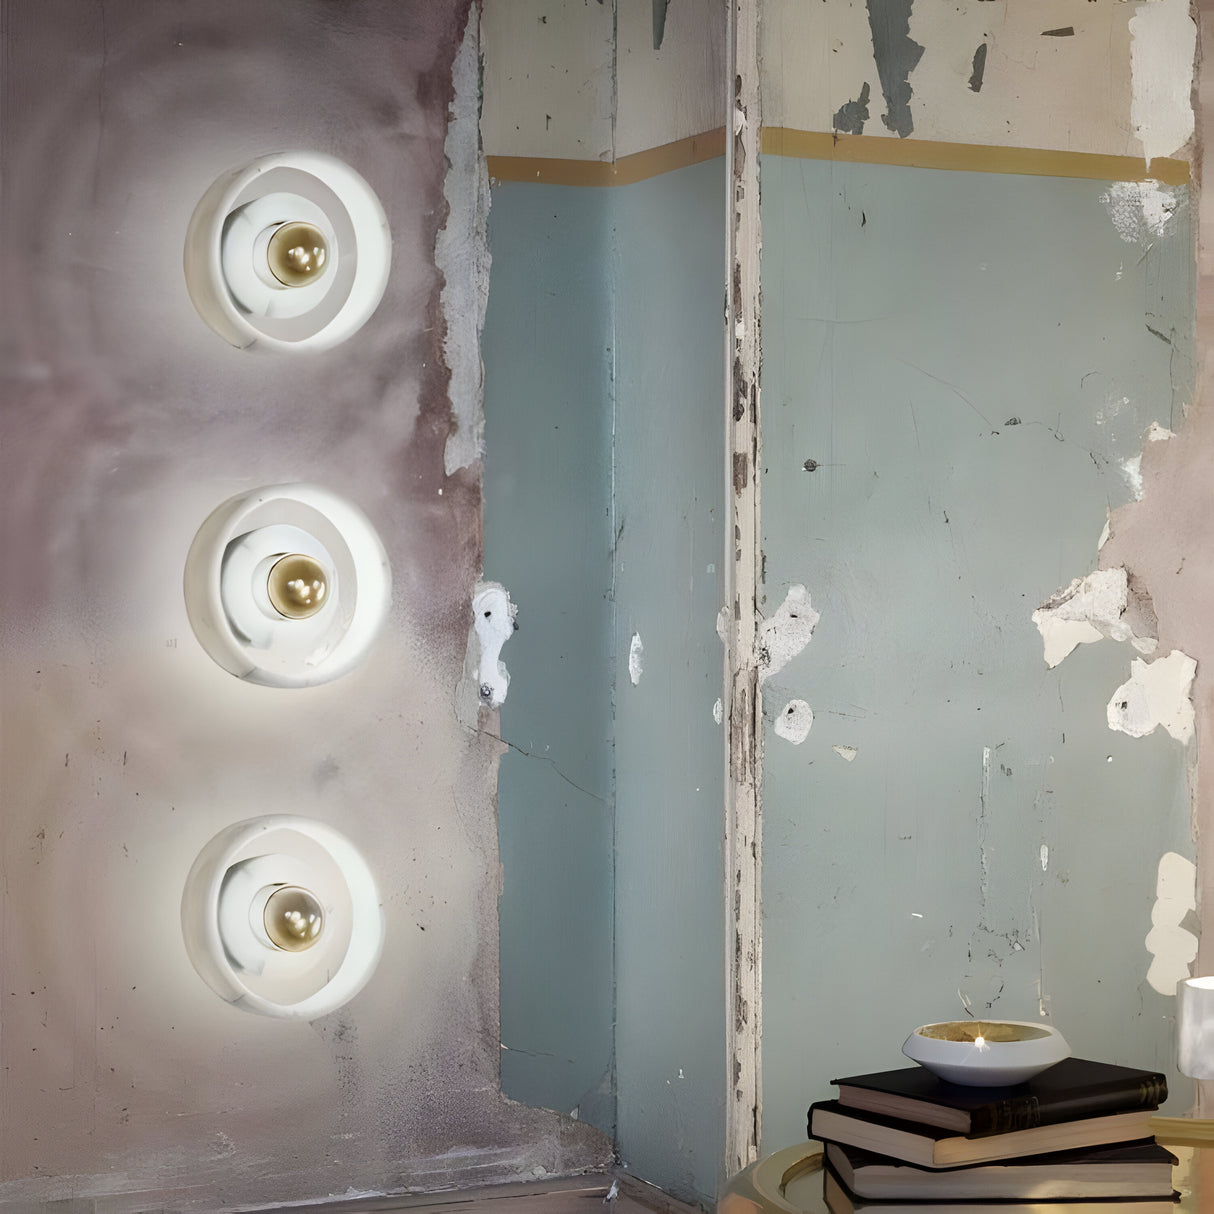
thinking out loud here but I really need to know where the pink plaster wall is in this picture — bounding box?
[0,1,607,1206]
[1098,0,1213,1114]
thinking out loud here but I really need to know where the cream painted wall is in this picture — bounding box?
[485,0,1195,167]
[481,0,726,161]
[761,0,1194,162]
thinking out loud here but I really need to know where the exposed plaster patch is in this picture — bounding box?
[716,606,730,646]
[832,744,859,762]
[774,699,813,744]
[1145,851,1198,995]
[439,21,490,476]
[713,698,723,725]
[1040,844,1049,872]
[1129,0,1196,167]
[1147,421,1175,442]
[472,582,518,709]
[1032,567,1157,668]
[1101,181,1183,245]
[1107,650,1196,744]
[758,584,820,681]
[866,0,924,139]
[628,633,644,686]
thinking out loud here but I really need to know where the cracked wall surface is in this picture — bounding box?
[758,153,1195,1148]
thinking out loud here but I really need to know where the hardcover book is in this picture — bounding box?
[808,1100,1157,1169]
[823,1164,1179,1214]
[833,1058,1167,1137]
[825,1139,1177,1201]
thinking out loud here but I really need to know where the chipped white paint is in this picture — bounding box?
[1107,650,1197,744]
[1121,454,1144,501]
[758,584,820,681]
[832,744,858,762]
[713,697,724,725]
[1146,851,1198,995]
[1040,844,1049,873]
[1129,0,1196,167]
[716,606,731,646]
[774,699,813,744]
[1032,567,1157,667]
[1102,181,1183,245]
[1148,421,1175,442]
[472,582,518,709]
[628,633,644,686]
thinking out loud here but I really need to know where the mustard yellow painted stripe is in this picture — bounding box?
[488,126,1189,188]
[487,128,726,187]
[762,126,1190,185]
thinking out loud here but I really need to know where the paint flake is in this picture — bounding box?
[1106,649,1196,743]
[1145,852,1198,994]
[774,699,813,744]
[713,697,724,725]
[1129,0,1196,167]
[758,584,820,681]
[628,633,644,686]
[1032,567,1156,668]
[832,744,858,762]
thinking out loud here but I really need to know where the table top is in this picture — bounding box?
[719,1128,1214,1214]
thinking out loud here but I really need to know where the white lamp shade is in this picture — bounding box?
[183,482,391,688]
[181,815,384,1020]
[184,151,391,352]
[1178,976,1214,1079]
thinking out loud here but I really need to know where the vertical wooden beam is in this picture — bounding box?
[724,0,762,1178]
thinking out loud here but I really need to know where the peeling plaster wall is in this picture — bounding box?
[758,155,1196,1148]
[0,2,609,1207]
[761,0,1194,162]
[1096,0,1214,1113]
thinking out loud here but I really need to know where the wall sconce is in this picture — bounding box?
[183,151,391,351]
[181,815,385,1019]
[1178,976,1214,1079]
[183,482,391,688]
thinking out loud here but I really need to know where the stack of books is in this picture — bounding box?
[808,1057,1178,1212]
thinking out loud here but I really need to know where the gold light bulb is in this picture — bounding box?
[267,553,328,619]
[266,222,328,287]
[264,885,324,952]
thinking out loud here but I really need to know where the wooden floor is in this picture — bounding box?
[252,1174,704,1214]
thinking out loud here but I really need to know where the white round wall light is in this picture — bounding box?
[181,815,385,1020]
[183,152,391,351]
[183,483,391,688]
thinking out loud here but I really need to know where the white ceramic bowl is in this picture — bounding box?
[902,1020,1070,1087]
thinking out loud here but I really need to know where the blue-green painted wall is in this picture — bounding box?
[611,159,728,1206]
[482,158,726,1205]
[483,184,617,1133]
[758,156,1195,1150]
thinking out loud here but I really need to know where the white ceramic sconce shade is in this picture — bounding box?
[184,152,391,351]
[184,482,391,688]
[181,815,384,1020]
[1178,976,1214,1079]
